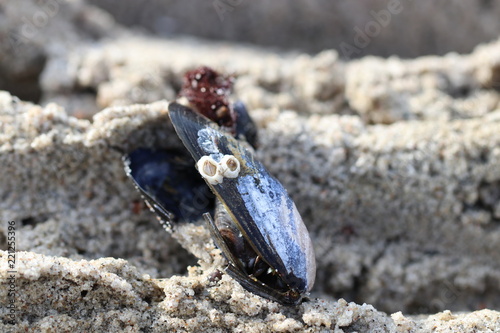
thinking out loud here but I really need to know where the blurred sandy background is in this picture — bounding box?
[88,0,500,57]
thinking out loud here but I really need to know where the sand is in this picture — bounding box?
[1,0,499,332]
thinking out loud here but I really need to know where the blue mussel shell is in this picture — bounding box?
[124,101,316,305]
[168,102,316,304]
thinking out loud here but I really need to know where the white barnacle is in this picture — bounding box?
[219,155,240,178]
[197,156,223,185]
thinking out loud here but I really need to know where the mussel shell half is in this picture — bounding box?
[123,148,214,225]
[168,102,316,295]
[233,101,258,149]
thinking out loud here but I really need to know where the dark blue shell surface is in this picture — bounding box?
[233,101,258,148]
[124,148,213,225]
[168,102,316,303]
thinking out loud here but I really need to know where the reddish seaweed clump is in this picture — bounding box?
[178,66,236,132]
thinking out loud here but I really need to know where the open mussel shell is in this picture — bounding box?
[123,100,256,227]
[168,102,316,303]
[123,147,214,226]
